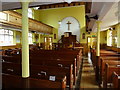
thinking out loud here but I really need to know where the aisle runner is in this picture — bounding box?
[80,56,99,89]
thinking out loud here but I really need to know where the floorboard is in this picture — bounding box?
[80,53,99,89]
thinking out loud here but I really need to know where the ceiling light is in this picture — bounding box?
[64,0,73,4]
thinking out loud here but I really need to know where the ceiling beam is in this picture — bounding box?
[38,2,92,13]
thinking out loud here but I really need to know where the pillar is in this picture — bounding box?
[21,2,29,78]
[96,21,101,56]
[39,34,41,46]
[13,30,16,45]
[95,21,101,82]
[116,24,120,48]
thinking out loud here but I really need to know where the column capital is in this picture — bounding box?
[20,0,34,2]
[96,20,102,24]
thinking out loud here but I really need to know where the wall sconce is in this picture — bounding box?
[113,27,115,30]
[82,33,85,39]
[86,29,92,34]
[33,7,39,10]
[58,21,61,25]
[109,27,113,30]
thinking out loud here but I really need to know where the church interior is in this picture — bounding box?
[0,0,120,89]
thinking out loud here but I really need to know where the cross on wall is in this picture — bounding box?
[66,21,71,31]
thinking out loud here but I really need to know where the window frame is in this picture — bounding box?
[0,29,14,46]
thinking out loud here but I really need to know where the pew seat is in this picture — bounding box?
[112,72,120,89]
[2,74,66,89]
[103,63,120,88]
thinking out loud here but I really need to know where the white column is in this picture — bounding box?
[21,2,29,78]
[96,21,101,56]
[116,24,120,48]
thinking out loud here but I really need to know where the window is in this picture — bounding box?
[0,29,13,46]
[108,30,112,46]
[28,8,33,18]
[114,37,117,45]
[0,12,8,21]
[28,33,33,44]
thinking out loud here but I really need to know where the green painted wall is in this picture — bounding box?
[100,31,107,44]
[15,9,22,14]
[112,29,117,47]
[16,31,22,44]
[36,6,86,43]
[34,10,40,21]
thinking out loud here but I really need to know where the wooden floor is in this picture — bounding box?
[80,53,99,89]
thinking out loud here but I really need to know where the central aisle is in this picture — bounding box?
[80,54,99,89]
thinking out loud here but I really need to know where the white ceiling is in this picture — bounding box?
[91,2,119,32]
[1,0,120,32]
[97,2,119,31]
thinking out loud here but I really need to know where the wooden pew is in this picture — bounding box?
[2,49,82,74]
[2,62,67,83]
[91,49,119,67]
[30,64,73,89]
[92,49,120,82]
[0,49,5,55]
[2,62,73,89]
[2,73,66,89]
[2,56,75,86]
[2,55,21,63]
[4,48,21,56]
[30,49,82,69]
[33,59,76,81]
[1,54,80,85]
[103,63,120,88]
[31,49,82,71]
[30,57,77,84]
[99,59,120,85]
[2,48,82,88]
[2,62,22,75]
[112,72,120,88]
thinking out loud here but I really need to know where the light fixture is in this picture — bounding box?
[85,15,98,21]
[58,21,61,25]
[33,7,39,10]
[109,27,113,30]
[64,0,73,4]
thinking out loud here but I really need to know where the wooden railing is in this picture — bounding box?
[0,11,53,34]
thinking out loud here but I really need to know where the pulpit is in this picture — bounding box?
[61,32,76,48]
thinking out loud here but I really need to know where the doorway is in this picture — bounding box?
[87,36,97,52]
[44,37,52,50]
[87,36,91,52]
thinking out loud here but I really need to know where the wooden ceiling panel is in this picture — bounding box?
[38,2,92,13]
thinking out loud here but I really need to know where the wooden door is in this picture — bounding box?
[44,37,52,50]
